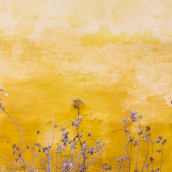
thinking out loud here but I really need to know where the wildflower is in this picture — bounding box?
[143,135,148,141]
[87,133,91,137]
[75,121,79,127]
[16,146,19,151]
[54,124,58,128]
[130,110,138,122]
[104,164,111,170]
[81,152,87,157]
[131,115,137,122]
[0,88,4,92]
[131,110,137,116]
[134,169,139,172]
[158,136,163,140]
[62,132,69,137]
[150,156,153,162]
[95,145,100,150]
[13,144,16,149]
[156,149,161,153]
[61,127,66,131]
[0,105,4,110]
[69,162,73,167]
[133,140,138,146]
[71,119,75,126]
[96,139,100,144]
[128,136,134,142]
[79,133,83,138]
[155,139,161,143]
[145,164,151,168]
[155,168,160,171]
[78,99,83,103]
[100,143,105,147]
[120,118,125,122]
[146,126,151,132]
[37,130,40,134]
[13,150,16,155]
[57,146,62,150]
[137,130,143,135]
[73,103,78,108]
[126,118,130,123]
[56,150,61,154]
[72,98,77,102]
[87,146,94,155]
[77,116,82,121]
[124,129,129,134]
[162,139,167,145]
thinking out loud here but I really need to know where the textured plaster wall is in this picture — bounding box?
[0,0,172,171]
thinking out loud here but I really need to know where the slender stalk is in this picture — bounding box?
[3,110,25,171]
[135,118,141,170]
[142,138,149,171]
[160,144,163,172]
[119,122,127,172]
[0,154,9,172]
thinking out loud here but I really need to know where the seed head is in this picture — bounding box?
[158,135,163,140]
[78,99,83,103]
[137,130,143,135]
[72,98,78,102]
[61,127,66,131]
[150,156,153,162]
[146,126,151,132]
[162,139,167,145]
[156,149,161,153]
[77,116,82,121]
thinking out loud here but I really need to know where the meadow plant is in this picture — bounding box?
[0,88,168,172]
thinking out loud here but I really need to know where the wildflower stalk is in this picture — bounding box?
[135,117,141,170]
[142,138,149,171]
[47,114,54,172]
[119,121,127,172]
[0,154,9,172]
[160,143,164,172]
[2,110,25,171]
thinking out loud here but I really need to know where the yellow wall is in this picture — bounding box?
[0,0,172,171]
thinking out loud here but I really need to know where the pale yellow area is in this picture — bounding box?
[0,0,172,171]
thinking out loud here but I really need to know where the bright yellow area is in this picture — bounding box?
[0,0,172,171]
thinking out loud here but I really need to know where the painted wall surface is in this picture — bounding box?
[0,0,172,171]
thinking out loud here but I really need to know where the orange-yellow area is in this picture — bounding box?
[81,29,161,47]
[1,0,172,171]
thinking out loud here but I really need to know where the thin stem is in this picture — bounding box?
[160,144,163,172]
[0,154,9,172]
[3,110,25,171]
[142,138,149,170]
[136,118,141,170]
[119,122,127,172]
